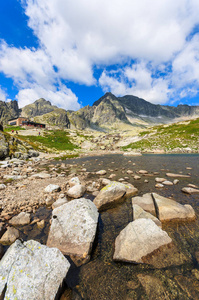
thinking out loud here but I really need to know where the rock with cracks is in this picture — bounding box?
[152,193,196,221]
[94,181,137,211]
[113,218,172,264]
[47,198,99,264]
[0,239,70,300]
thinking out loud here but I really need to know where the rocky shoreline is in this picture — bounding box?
[0,153,199,299]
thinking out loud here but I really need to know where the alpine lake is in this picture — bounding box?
[16,154,199,299]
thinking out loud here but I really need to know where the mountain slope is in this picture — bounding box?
[0,100,20,124]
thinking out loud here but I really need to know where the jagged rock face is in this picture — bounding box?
[67,106,95,129]
[0,100,20,124]
[22,98,56,117]
[34,108,70,128]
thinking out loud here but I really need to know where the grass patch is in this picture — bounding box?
[18,130,79,152]
[4,125,25,132]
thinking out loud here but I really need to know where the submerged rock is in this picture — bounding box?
[137,274,169,299]
[9,212,31,226]
[47,198,99,263]
[113,218,172,264]
[0,239,70,300]
[93,181,138,211]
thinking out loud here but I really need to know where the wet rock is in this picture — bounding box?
[132,193,156,216]
[175,275,199,299]
[155,183,164,188]
[113,219,172,264]
[0,227,19,245]
[138,170,148,174]
[182,187,199,194]
[44,184,61,193]
[0,184,6,190]
[166,173,190,178]
[96,170,107,175]
[173,179,179,184]
[9,212,31,226]
[152,193,196,221]
[37,219,45,229]
[47,198,99,262]
[137,274,169,299]
[67,184,86,198]
[155,177,166,183]
[94,181,137,211]
[52,197,68,209]
[133,204,162,227]
[69,176,81,187]
[162,180,173,186]
[0,239,70,300]
[192,269,199,281]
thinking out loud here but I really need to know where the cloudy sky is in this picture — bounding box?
[0,0,199,110]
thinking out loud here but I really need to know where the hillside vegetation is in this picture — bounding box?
[122,118,199,153]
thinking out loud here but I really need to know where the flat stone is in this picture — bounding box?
[152,193,196,221]
[182,187,199,194]
[134,175,141,180]
[31,172,51,179]
[133,204,162,227]
[0,227,19,245]
[155,178,166,183]
[138,170,148,174]
[9,212,31,226]
[94,181,137,211]
[132,193,156,216]
[67,184,86,198]
[113,219,172,264]
[44,184,61,193]
[166,173,190,178]
[126,170,133,174]
[155,183,164,188]
[0,239,70,300]
[96,170,107,175]
[162,180,173,186]
[47,198,99,261]
[187,183,198,189]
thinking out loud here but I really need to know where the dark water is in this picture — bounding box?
[19,155,199,299]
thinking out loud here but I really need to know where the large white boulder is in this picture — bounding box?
[47,198,99,260]
[113,218,172,263]
[94,181,138,211]
[0,239,70,300]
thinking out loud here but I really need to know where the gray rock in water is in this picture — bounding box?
[67,184,86,198]
[133,204,162,227]
[0,239,70,300]
[47,198,99,261]
[94,181,138,211]
[182,187,199,194]
[113,219,172,263]
[152,193,196,221]
[9,212,31,226]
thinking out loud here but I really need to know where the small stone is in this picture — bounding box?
[155,178,166,183]
[46,196,55,206]
[52,197,68,209]
[96,170,107,175]
[37,220,45,229]
[155,183,164,188]
[67,185,86,198]
[173,179,179,185]
[134,175,141,180]
[162,180,173,186]
[44,184,61,193]
[0,184,6,190]
[0,227,19,245]
[138,170,148,174]
[69,177,81,187]
[9,212,31,226]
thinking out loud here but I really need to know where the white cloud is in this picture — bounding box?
[99,62,171,104]
[0,0,199,106]
[0,86,7,101]
[16,84,80,111]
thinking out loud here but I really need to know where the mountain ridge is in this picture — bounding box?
[1,93,199,130]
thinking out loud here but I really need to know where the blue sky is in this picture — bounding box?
[0,0,199,110]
